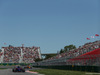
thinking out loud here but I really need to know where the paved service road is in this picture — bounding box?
[0,69,39,75]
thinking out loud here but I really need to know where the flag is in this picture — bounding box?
[95,34,99,36]
[4,43,6,45]
[91,36,94,38]
[87,38,90,40]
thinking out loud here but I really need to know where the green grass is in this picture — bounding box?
[0,68,7,69]
[30,69,100,75]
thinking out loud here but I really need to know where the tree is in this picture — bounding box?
[60,49,64,54]
[45,54,56,60]
[35,58,43,62]
[64,44,76,52]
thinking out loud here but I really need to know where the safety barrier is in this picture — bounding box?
[0,63,33,66]
[33,65,100,72]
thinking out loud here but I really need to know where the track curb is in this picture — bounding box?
[26,70,45,75]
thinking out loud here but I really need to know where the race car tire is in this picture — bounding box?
[23,71,25,72]
[12,69,16,72]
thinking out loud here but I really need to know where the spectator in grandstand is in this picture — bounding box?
[2,46,40,63]
[44,40,100,62]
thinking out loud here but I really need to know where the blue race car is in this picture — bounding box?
[12,65,25,72]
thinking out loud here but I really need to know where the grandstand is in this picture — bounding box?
[0,45,41,63]
[33,40,100,67]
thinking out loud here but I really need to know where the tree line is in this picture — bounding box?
[59,44,76,54]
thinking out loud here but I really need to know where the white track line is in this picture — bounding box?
[86,73,100,74]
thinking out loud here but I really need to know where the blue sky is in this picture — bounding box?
[0,0,99,53]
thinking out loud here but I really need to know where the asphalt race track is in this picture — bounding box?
[0,66,43,75]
